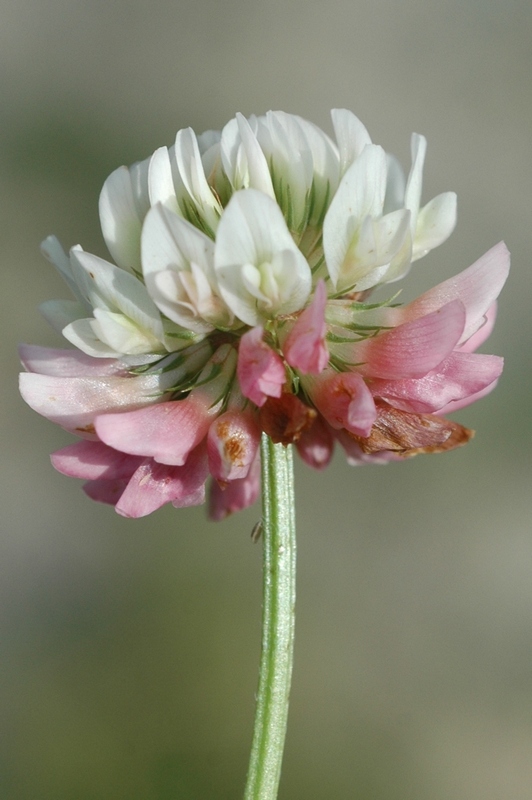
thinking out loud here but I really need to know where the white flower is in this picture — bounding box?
[40,236,192,357]
[384,133,457,261]
[215,189,312,326]
[322,144,412,293]
[141,203,233,332]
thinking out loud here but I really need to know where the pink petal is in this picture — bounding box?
[19,345,124,377]
[208,456,261,520]
[309,370,377,437]
[116,445,209,518]
[354,300,466,379]
[95,395,213,466]
[400,241,509,344]
[207,409,261,482]
[370,352,504,413]
[237,326,286,407]
[284,280,329,374]
[295,415,335,470]
[51,440,144,480]
[458,302,497,352]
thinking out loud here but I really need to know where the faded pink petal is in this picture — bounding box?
[458,302,497,353]
[308,370,377,437]
[436,378,501,415]
[295,415,335,469]
[284,280,329,374]
[397,242,509,344]
[19,372,168,437]
[207,409,261,482]
[370,352,504,413]
[116,445,209,518]
[237,326,286,406]
[95,394,216,466]
[19,344,125,377]
[51,440,144,480]
[354,300,466,380]
[335,429,400,465]
[208,454,261,520]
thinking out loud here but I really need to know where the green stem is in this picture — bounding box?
[243,434,297,800]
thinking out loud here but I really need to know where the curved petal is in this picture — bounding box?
[331,109,371,174]
[208,454,260,520]
[19,371,170,435]
[95,396,214,466]
[371,352,504,413]
[353,300,466,379]
[207,409,261,481]
[237,326,286,406]
[284,280,329,374]
[413,191,457,260]
[99,161,150,271]
[116,445,209,517]
[215,189,311,325]
[51,440,143,480]
[403,242,510,344]
[19,344,124,377]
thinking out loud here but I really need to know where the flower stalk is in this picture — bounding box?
[244,434,297,800]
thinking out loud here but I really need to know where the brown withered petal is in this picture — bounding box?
[352,401,473,456]
[259,394,317,445]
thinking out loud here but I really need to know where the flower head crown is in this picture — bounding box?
[20,109,509,518]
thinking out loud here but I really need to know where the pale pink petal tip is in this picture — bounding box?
[208,456,261,520]
[284,280,329,374]
[237,326,286,407]
[296,415,335,470]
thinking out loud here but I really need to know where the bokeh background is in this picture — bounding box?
[2,0,531,797]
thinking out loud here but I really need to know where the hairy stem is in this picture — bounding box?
[243,434,297,800]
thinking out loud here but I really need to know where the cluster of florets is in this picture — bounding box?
[19,110,509,518]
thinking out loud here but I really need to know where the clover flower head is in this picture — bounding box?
[19,109,509,518]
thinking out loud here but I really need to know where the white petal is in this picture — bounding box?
[39,299,87,333]
[90,309,163,355]
[331,109,371,174]
[141,204,219,331]
[62,318,124,357]
[98,162,149,271]
[70,250,165,343]
[215,190,311,325]
[148,146,180,212]
[413,191,457,260]
[215,188,303,267]
[404,133,427,233]
[40,236,90,309]
[235,113,276,197]
[323,144,387,289]
[142,204,215,282]
[174,127,222,232]
[383,154,406,214]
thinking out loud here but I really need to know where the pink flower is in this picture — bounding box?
[209,454,261,521]
[19,109,510,519]
[207,408,261,483]
[237,326,286,406]
[283,280,329,374]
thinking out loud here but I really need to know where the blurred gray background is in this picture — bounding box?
[2,0,531,797]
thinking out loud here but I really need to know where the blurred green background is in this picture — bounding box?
[2,0,532,797]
